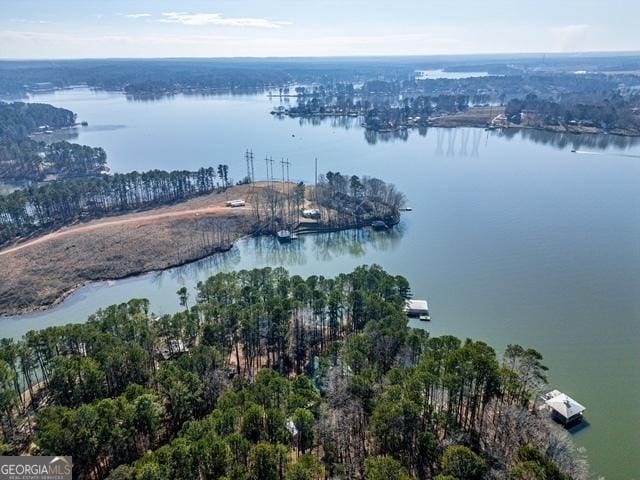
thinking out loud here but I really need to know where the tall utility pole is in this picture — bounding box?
[249,149,255,184]
[245,149,251,182]
[265,155,275,231]
[281,158,291,224]
[269,156,274,188]
[286,159,292,224]
[265,156,274,188]
[265,155,269,184]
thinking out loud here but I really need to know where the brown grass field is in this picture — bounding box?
[0,182,286,316]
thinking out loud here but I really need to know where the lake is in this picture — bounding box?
[2,88,639,479]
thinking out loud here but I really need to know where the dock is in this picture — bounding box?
[371,220,388,231]
[276,230,293,243]
[404,299,430,321]
[539,390,586,427]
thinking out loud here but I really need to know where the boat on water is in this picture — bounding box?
[400,207,413,212]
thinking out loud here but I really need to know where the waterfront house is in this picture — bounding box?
[301,208,321,219]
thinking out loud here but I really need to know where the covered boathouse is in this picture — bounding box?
[541,390,586,426]
[404,299,430,321]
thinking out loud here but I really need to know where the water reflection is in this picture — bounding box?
[168,227,405,285]
[295,115,360,130]
[272,100,640,152]
[164,244,243,284]
[309,226,404,261]
[125,88,267,102]
[364,128,410,144]
[31,124,126,144]
[496,127,640,150]
[250,236,308,266]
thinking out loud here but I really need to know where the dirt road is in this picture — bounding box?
[0,182,297,316]
[0,205,248,257]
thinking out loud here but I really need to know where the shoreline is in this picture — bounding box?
[0,216,399,319]
[275,108,640,137]
[0,242,237,319]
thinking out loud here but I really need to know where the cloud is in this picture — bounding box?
[0,28,469,58]
[9,18,54,24]
[159,12,290,28]
[124,13,152,19]
[549,24,590,51]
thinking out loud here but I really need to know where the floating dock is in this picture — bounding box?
[404,299,430,321]
[276,230,293,243]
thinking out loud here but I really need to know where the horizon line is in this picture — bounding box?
[1,49,640,62]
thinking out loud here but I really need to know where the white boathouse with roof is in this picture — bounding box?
[541,390,586,425]
[404,299,430,321]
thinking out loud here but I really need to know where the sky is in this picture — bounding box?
[1,0,639,59]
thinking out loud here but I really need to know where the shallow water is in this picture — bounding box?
[2,88,639,479]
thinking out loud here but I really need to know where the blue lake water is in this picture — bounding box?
[1,88,639,479]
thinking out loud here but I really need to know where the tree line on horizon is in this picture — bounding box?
[0,266,587,480]
[504,92,640,133]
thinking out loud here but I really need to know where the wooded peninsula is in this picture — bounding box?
[0,170,404,316]
[0,266,587,479]
[0,102,107,182]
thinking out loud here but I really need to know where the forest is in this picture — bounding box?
[504,93,640,134]
[315,172,405,226]
[361,73,640,101]
[0,266,587,480]
[0,165,404,248]
[280,73,639,111]
[0,166,228,245]
[284,94,471,131]
[2,55,640,99]
[0,102,107,181]
[278,75,640,134]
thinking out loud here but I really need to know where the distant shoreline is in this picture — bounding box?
[275,106,640,137]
